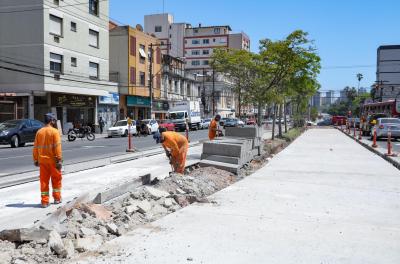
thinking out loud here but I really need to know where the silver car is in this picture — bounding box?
[371,118,400,139]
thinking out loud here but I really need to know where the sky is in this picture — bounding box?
[110,0,400,94]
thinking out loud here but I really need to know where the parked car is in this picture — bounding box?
[237,119,245,126]
[0,119,44,147]
[200,118,211,129]
[159,119,175,131]
[107,120,137,137]
[317,119,332,126]
[371,118,400,140]
[306,120,317,126]
[219,117,229,126]
[141,119,159,134]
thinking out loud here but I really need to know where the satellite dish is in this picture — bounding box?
[136,24,143,31]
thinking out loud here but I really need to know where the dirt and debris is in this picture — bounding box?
[0,136,294,264]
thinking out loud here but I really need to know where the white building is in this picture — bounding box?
[0,0,117,130]
[144,13,250,118]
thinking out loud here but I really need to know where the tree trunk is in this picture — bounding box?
[272,103,277,140]
[238,84,241,120]
[278,103,283,137]
[284,100,288,133]
[257,102,262,127]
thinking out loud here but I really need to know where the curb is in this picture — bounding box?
[336,127,400,170]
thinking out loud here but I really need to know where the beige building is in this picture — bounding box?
[109,24,161,120]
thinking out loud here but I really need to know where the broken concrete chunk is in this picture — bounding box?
[80,204,112,221]
[0,228,51,243]
[105,223,118,235]
[62,239,75,258]
[163,198,174,208]
[68,209,83,222]
[74,235,103,252]
[137,200,152,214]
[80,227,96,237]
[174,196,190,207]
[48,230,65,256]
[176,188,186,194]
[125,203,139,214]
[144,186,170,200]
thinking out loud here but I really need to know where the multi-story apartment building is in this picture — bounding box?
[145,13,250,118]
[109,24,161,120]
[0,0,118,131]
[375,45,400,101]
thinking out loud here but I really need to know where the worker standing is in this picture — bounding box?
[33,113,63,208]
[153,127,189,174]
[208,114,222,140]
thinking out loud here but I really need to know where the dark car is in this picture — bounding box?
[317,119,332,126]
[0,119,44,148]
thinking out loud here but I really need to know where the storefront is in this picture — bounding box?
[98,92,119,132]
[0,93,29,122]
[126,96,151,120]
[152,100,169,120]
[51,93,96,134]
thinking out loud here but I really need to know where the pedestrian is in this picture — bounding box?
[99,116,105,134]
[33,113,63,208]
[208,114,222,140]
[153,127,189,174]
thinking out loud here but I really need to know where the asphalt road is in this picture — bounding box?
[361,134,400,154]
[0,129,209,176]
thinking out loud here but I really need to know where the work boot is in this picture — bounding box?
[41,203,49,208]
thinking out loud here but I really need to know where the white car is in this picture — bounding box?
[107,120,137,137]
[200,118,211,129]
[237,119,245,126]
[141,119,159,134]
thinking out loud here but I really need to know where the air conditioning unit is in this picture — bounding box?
[54,74,60,80]
[53,35,60,43]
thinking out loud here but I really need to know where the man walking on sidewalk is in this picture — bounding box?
[153,127,189,174]
[33,113,63,208]
[208,114,222,140]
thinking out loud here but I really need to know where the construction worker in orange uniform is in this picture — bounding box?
[154,127,189,174]
[208,114,222,140]
[33,113,63,208]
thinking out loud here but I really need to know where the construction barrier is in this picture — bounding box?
[385,130,397,157]
[371,128,378,148]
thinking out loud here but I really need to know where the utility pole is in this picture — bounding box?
[149,43,154,119]
[202,68,206,116]
[212,68,215,116]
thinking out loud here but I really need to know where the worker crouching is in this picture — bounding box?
[33,113,63,208]
[208,114,223,140]
[153,127,189,174]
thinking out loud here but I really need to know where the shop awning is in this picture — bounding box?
[45,84,114,96]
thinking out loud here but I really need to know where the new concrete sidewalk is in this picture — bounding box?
[78,128,400,264]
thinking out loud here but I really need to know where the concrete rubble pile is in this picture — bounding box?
[0,167,235,264]
[200,127,264,173]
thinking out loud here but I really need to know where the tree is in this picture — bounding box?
[356,73,363,90]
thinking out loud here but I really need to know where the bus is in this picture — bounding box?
[362,100,400,117]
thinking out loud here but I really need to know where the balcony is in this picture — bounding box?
[163,65,184,78]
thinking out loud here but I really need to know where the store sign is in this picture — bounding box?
[51,93,95,107]
[127,96,151,107]
[153,100,169,111]
[99,92,119,105]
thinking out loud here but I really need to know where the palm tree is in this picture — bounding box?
[356,73,363,90]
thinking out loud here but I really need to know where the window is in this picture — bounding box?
[155,26,162,32]
[89,0,99,16]
[130,36,136,56]
[50,53,63,73]
[31,120,43,128]
[203,39,210,44]
[193,29,198,33]
[192,39,200,45]
[139,44,146,63]
[89,62,99,79]
[213,38,216,42]
[49,15,62,36]
[71,57,77,67]
[191,50,200,55]
[169,34,172,38]
[70,22,77,32]
[191,60,200,66]
[214,28,220,34]
[202,49,209,55]
[53,0,59,5]
[140,72,146,86]
[220,38,227,43]
[202,60,209,65]
[89,29,99,48]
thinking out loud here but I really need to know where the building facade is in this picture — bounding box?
[228,32,251,51]
[109,24,161,120]
[375,45,400,101]
[0,0,118,131]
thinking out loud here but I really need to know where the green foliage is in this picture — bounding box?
[326,88,371,116]
[282,127,304,142]
[310,107,318,121]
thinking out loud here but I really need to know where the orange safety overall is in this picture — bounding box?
[208,119,218,140]
[33,125,62,205]
[162,131,189,174]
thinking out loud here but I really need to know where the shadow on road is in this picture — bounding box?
[6,203,41,208]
